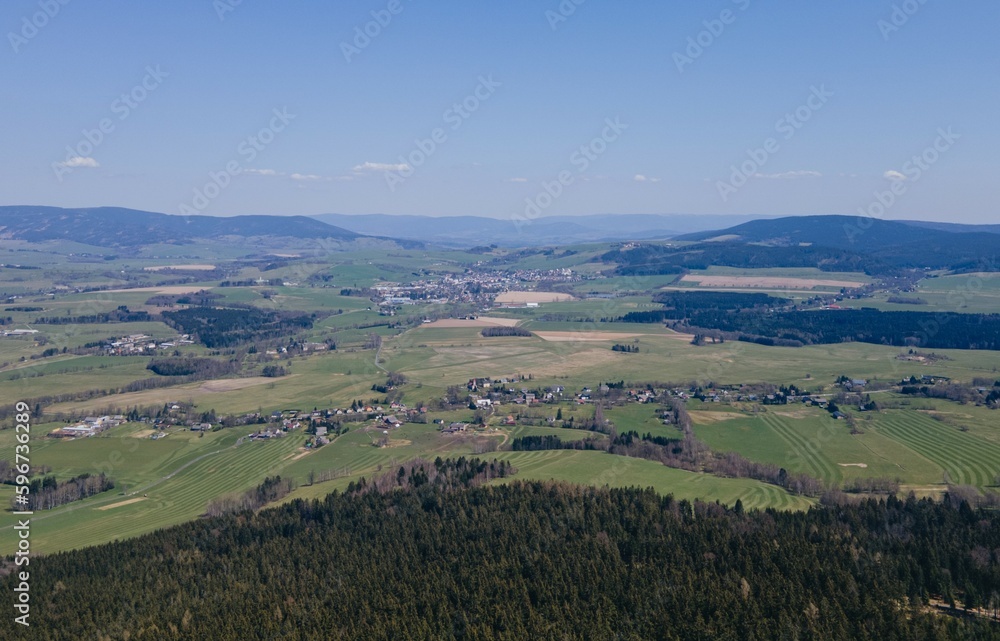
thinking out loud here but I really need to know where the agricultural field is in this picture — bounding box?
[832,272,1000,314]
[492,450,814,511]
[671,267,872,293]
[2,239,999,557]
[689,400,1000,497]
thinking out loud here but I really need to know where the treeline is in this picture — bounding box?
[602,242,891,276]
[32,306,152,325]
[481,326,533,337]
[219,279,283,287]
[147,357,229,377]
[617,291,791,324]
[515,408,827,497]
[260,365,287,378]
[145,290,222,306]
[161,306,314,348]
[900,379,1000,407]
[613,402,827,496]
[348,457,515,496]
[11,473,114,511]
[611,343,639,352]
[205,475,296,517]
[653,290,791,310]
[843,477,902,494]
[0,358,242,420]
[7,480,1000,639]
[630,307,1000,350]
[511,435,565,451]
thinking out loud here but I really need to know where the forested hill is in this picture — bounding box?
[668,215,999,273]
[4,466,999,639]
[674,215,999,251]
[0,206,366,247]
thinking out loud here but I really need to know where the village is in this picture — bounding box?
[369,267,580,315]
[42,367,989,450]
[102,333,196,356]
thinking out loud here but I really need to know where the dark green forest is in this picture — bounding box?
[651,291,791,310]
[620,307,1000,351]
[161,306,315,348]
[480,326,533,337]
[601,243,892,276]
[3,458,1000,640]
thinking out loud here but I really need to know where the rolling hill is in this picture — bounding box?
[0,206,365,248]
[672,215,999,272]
[675,215,999,251]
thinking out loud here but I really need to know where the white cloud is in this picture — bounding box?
[506,177,528,183]
[633,174,661,183]
[244,168,280,176]
[353,161,410,173]
[754,170,822,179]
[290,173,325,182]
[59,157,100,168]
[883,170,907,181]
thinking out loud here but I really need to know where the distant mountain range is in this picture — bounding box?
[0,208,995,264]
[0,206,367,248]
[311,213,771,247]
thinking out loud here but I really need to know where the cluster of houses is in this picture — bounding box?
[248,428,286,441]
[104,333,194,355]
[249,413,307,440]
[260,405,425,435]
[263,342,328,358]
[466,377,565,406]
[50,415,123,439]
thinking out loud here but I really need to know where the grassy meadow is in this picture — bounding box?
[1,241,998,555]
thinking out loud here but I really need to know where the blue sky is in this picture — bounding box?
[2,0,997,221]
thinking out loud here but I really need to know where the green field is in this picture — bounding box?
[2,242,999,555]
[692,403,1000,494]
[492,450,813,511]
[0,411,818,554]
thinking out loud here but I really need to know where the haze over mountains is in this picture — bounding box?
[0,207,767,248]
[0,207,997,261]
[310,213,771,247]
[0,206,363,248]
